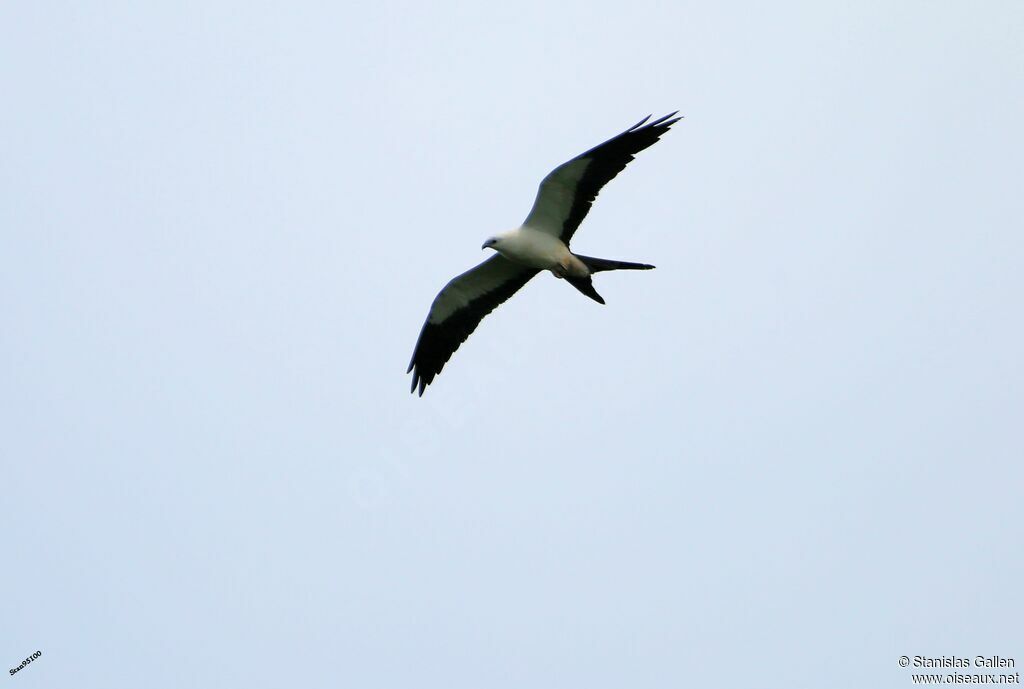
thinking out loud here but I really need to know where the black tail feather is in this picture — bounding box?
[565,275,605,304]
[575,254,656,273]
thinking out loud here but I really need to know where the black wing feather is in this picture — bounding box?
[407,256,538,396]
[529,112,681,245]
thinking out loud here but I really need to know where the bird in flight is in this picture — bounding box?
[407,112,681,396]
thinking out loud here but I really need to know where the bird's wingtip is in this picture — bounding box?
[650,111,682,128]
[629,114,653,131]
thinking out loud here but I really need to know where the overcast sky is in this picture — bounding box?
[3,1,1022,687]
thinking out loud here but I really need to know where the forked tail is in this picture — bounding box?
[565,254,656,304]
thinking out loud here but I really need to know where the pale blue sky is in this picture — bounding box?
[3,1,1022,687]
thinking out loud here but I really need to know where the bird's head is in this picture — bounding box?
[481,236,500,251]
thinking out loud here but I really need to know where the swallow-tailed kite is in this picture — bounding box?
[407,112,680,396]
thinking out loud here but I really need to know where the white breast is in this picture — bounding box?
[498,227,572,270]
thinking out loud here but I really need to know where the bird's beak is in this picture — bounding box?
[481,241,492,250]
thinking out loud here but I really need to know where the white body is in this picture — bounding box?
[490,227,589,278]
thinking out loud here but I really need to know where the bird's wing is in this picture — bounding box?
[522,112,681,246]
[408,255,539,396]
